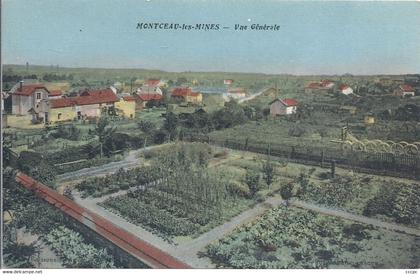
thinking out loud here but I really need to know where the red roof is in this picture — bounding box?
[306,82,322,89]
[144,79,160,87]
[280,98,298,106]
[171,87,200,97]
[13,84,48,96]
[48,90,62,97]
[76,89,119,105]
[401,84,414,92]
[138,94,162,101]
[321,79,333,85]
[123,95,137,102]
[50,98,76,109]
[339,84,350,90]
[228,88,246,94]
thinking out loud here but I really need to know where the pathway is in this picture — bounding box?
[57,144,169,182]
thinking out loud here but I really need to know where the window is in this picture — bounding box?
[36,92,42,99]
[58,113,62,120]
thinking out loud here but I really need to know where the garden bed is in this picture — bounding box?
[205,206,420,269]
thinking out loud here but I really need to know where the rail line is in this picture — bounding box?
[15,172,191,269]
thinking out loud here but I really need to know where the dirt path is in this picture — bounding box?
[57,144,169,183]
[291,200,420,237]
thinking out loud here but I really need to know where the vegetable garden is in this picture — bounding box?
[100,143,254,238]
[205,206,420,269]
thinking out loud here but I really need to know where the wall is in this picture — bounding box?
[270,101,286,116]
[49,107,77,123]
[78,104,101,118]
[6,115,44,129]
[12,95,31,115]
[186,94,202,104]
[115,100,136,119]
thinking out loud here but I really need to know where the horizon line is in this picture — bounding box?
[3,63,420,77]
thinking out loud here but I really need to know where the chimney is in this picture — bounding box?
[19,80,24,92]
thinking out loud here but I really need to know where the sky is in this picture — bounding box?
[3,0,420,75]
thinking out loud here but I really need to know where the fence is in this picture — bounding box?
[186,134,420,179]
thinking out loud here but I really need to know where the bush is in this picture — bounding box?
[227,180,250,197]
[288,125,306,137]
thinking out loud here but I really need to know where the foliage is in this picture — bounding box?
[262,157,275,188]
[3,230,40,268]
[205,206,415,269]
[76,166,157,198]
[280,182,294,201]
[45,226,115,268]
[363,180,420,225]
[137,120,156,135]
[17,151,57,188]
[101,143,252,238]
[245,170,260,197]
[288,125,306,137]
[163,112,179,140]
[94,117,116,157]
[51,124,81,141]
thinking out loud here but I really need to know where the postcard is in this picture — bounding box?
[1,0,419,272]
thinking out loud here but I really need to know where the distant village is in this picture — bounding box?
[1,74,419,129]
[1,77,254,128]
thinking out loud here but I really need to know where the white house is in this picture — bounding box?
[137,79,163,95]
[339,84,353,95]
[226,88,247,100]
[394,84,415,98]
[11,82,50,123]
[269,98,298,116]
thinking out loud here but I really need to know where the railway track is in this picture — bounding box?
[15,172,191,269]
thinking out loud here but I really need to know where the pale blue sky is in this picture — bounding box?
[3,0,420,74]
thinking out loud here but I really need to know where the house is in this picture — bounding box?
[171,87,203,105]
[320,79,335,89]
[115,96,136,119]
[226,88,247,99]
[138,79,163,96]
[339,84,353,95]
[11,83,50,123]
[269,98,298,116]
[49,98,77,123]
[394,84,415,98]
[305,79,335,90]
[74,89,120,119]
[48,90,63,99]
[136,93,163,109]
[224,79,234,85]
[48,88,119,122]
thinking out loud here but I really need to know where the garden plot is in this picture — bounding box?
[210,149,420,228]
[97,143,256,240]
[205,206,420,269]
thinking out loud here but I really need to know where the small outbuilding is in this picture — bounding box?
[269,98,298,116]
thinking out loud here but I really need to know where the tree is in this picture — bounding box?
[280,183,294,204]
[163,112,179,140]
[137,120,156,135]
[94,117,116,157]
[245,171,260,197]
[262,157,275,188]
